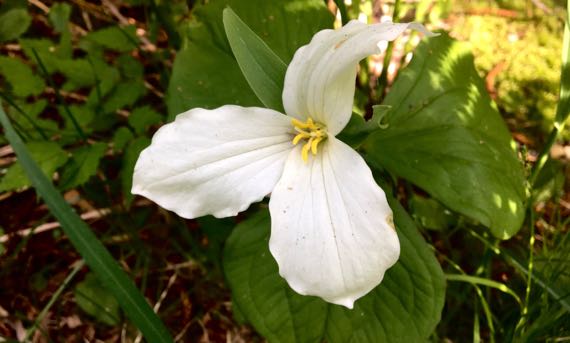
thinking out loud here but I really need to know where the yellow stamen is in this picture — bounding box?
[292,132,309,145]
[310,136,323,155]
[301,139,312,162]
[291,117,327,163]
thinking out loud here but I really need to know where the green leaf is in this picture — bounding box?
[0,106,174,342]
[75,273,121,326]
[409,195,457,231]
[326,195,445,342]
[102,80,146,114]
[223,8,287,112]
[118,54,144,79]
[48,2,71,33]
[128,106,162,134]
[361,33,526,239]
[7,100,57,140]
[223,198,445,342]
[20,39,59,73]
[81,26,138,52]
[59,143,107,190]
[0,8,31,42]
[56,59,97,90]
[0,141,68,192]
[0,56,45,97]
[167,0,333,119]
[60,104,95,131]
[112,127,135,152]
[224,211,329,343]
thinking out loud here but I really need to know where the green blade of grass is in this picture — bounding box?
[446,274,523,309]
[528,3,570,186]
[469,229,570,313]
[0,105,173,342]
[25,260,85,340]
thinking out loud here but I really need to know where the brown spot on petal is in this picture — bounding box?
[334,37,348,49]
[386,214,395,231]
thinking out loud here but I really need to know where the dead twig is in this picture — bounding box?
[0,208,112,244]
[101,0,157,52]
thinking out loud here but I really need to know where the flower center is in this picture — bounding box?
[291,117,327,163]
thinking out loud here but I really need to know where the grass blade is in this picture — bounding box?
[0,105,173,342]
[446,274,523,309]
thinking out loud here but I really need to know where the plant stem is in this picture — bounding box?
[376,0,401,100]
[0,92,49,140]
[527,123,565,186]
[333,0,349,25]
[24,260,85,340]
[528,8,569,185]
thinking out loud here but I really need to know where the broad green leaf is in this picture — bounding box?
[409,195,457,231]
[224,197,445,342]
[0,56,45,97]
[75,273,121,326]
[167,0,333,119]
[326,195,445,343]
[128,106,162,134]
[0,106,174,342]
[0,8,31,42]
[0,141,68,192]
[59,143,107,190]
[361,34,526,239]
[223,8,287,112]
[224,210,329,343]
[167,41,261,118]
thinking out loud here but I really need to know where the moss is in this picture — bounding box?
[449,5,568,140]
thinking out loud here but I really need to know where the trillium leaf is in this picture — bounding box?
[361,33,526,239]
[223,7,287,113]
[223,198,445,342]
[167,0,333,119]
[325,195,445,342]
[224,211,328,343]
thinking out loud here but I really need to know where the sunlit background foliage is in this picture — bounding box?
[0,0,568,342]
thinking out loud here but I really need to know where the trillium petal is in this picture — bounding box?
[132,105,293,219]
[283,20,435,135]
[269,137,400,308]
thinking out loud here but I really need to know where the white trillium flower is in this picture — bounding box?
[133,20,435,308]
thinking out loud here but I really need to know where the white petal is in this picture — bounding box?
[132,105,293,219]
[269,137,399,308]
[283,20,435,135]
